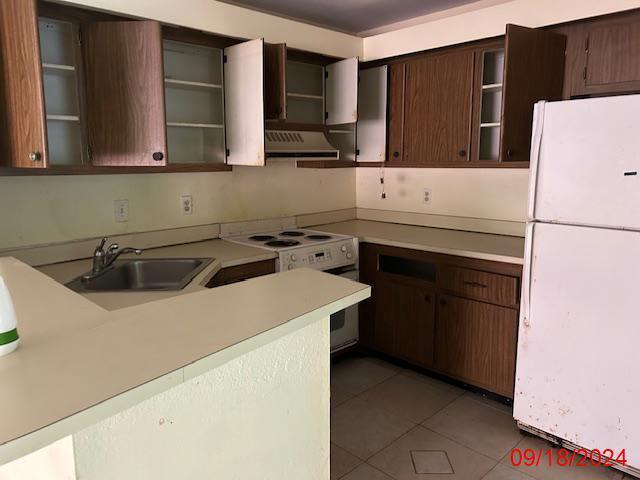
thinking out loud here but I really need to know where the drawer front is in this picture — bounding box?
[440,266,519,307]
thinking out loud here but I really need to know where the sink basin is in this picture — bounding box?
[67,258,214,292]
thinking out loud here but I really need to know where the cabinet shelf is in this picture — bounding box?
[43,63,75,73]
[481,83,502,91]
[167,122,223,129]
[47,114,80,121]
[164,78,222,90]
[286,92,323,101]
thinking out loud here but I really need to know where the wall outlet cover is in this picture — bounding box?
[423,188,432,204]
[181,195,193,215]
[114,199,129,222]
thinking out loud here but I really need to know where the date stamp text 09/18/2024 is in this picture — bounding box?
[510,448,627,468]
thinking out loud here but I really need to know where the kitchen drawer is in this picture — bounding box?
[440,265,519,307]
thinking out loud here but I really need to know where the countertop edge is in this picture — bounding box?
[357,235,524,265]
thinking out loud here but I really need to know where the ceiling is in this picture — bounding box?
[223,0,482,35]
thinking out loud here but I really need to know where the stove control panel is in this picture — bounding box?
[279,239,357,272]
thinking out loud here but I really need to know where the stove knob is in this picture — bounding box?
[346,252,353,259]
[340,245,347,252]
[287,264,294,270]
[290,254,297,261]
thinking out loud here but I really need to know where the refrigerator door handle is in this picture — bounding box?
[527,101,546,222]
[521,222,535,327]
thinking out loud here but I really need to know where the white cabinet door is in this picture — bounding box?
[357,66,387,162]
[224,39,265,166]
[325,57,358,125]
[529,95,640,229]
[515,222,640,461]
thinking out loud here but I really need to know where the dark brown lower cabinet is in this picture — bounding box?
[375,272,435,368]
[359,242,521,398]
[205,259,276,288]
[436,294,517,398]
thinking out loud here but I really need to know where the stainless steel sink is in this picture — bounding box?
[67,258,214,292]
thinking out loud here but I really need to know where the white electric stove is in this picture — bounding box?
[223,228,359,352]
[223,228,358,273]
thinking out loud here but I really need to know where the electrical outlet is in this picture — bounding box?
[114,199,129,222]
[423,188,432,204]
[181,194,193,215]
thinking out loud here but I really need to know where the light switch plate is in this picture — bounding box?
[181,194,193,215]
[423,188,432,204]
[114,199,129,222]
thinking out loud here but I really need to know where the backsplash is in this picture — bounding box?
[0,161,355,249]
[356,167,529,223]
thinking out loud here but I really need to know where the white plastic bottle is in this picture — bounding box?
[0,277,19,356]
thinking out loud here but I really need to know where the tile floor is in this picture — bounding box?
[330,356,630,480]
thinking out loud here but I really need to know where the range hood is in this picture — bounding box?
[265,130,339,160]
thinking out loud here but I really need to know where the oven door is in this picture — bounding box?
[329,268,359,353]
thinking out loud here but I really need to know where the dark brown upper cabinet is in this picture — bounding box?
[560,12,640,98]
[82,21,167,166]
[403,50,474,165]
[264,43,287,120]
[475,25,566,163]
[387,24,565,167]
[387,49,475,165]
[0,0,48,168]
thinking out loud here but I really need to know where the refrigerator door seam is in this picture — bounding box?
[527,101,546,222]
[521,222,535,327]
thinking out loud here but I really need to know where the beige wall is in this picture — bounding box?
[356,167,529,223]
[73,319,329,480]
[60,0,361,59]
[363,0,640,60]
[0,163,354,249]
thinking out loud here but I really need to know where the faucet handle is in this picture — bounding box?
[98,237,107,249]
[107,243,120,252]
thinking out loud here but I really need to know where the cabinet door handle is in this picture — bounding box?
[463,280,487,289]
[393,151,399,158]
[152,152,164,161]
[424,294,431,303]
[458,149,467,157]
[28,151,42,162]
[439,298,447,307]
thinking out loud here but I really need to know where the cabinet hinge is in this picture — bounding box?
[585,36,589,52]
[355,148,360,156]
[223,54,227,63]
[225,148,230,157]
[324,111,329,120]
[86,144,93,162]
[324,70,328,79]
[77,29,82,46]
[583,66,587,80]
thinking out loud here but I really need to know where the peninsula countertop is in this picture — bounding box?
[0,257,369,464]
[313,220,525,264]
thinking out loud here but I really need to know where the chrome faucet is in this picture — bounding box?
[83,237,143,281]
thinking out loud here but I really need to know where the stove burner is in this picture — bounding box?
[265,240,301,247]
[249,235,276,241]
[280,231,305,237]
[306,234,332,241]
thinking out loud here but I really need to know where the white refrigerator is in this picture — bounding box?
[514,94,640,476]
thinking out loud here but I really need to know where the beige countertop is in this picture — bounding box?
[314,220,525,264]
[0,257,369,464]
[38,239,278,311]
